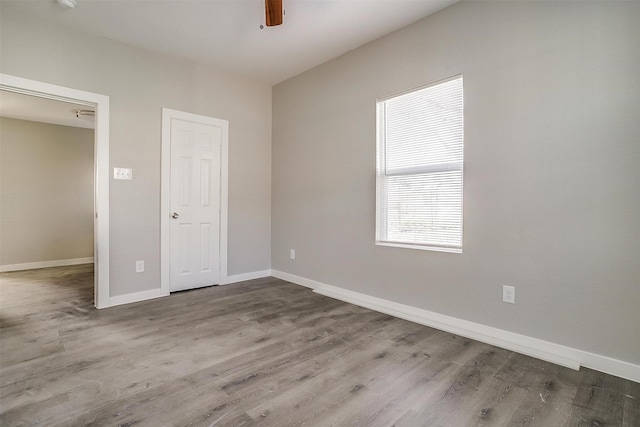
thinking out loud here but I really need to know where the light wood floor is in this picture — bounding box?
[0,265,637,426]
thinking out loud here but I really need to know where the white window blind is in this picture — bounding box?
[376,76,464,252]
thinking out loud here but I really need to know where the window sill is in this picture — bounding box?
[375,240,462,254]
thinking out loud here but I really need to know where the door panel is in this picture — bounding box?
[170,119,221,292]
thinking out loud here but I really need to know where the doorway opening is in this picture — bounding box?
[0,74,110,308]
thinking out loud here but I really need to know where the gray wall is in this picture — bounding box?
[1,9,272,297]
[0,117,94,266]
[272,2,640,365]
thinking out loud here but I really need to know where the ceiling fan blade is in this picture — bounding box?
[265,0,283,27]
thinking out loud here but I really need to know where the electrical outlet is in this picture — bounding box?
[290,249,296,260]
[136,260,144,273]
[503,285,515,304]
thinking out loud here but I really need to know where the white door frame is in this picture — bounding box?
[0,73,110,308]
[160,108,229,294]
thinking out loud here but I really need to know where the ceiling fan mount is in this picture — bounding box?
[265,0,283,27]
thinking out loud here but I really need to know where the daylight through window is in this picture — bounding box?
[376,75,463,252]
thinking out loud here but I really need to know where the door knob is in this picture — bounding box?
[172,212,179,219]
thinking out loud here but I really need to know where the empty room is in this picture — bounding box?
[0,0,638,426]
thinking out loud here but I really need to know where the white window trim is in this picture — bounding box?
[375,75,464,253]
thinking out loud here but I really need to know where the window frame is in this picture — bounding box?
[375,75,464,253]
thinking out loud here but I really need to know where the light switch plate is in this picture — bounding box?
[114,167,133,180]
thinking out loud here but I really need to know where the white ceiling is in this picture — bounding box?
[0,90,95,129]
[2,0,458,86]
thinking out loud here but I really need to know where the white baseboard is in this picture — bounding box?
[0,257,94,272]
[107,269,271,308]
[108,288,169,308]
[222,269,272,285]
[271,270,640,383]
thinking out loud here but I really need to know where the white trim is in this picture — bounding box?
[0,257,95,273]
[376,241,462,254]
[270,270,324,291]
[578,353,640,385]
[108,288,169,308]
[222,269,272,285]
[220,120,229,284]
[110,270,269,306]
[271,270,640,383]
[160,108,229,294]
[0,74,110,309]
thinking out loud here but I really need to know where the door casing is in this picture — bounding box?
[161,108,229,294]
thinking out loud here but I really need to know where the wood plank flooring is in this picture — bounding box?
[1,265,637,426]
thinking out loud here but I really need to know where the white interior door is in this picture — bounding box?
[170,118,222,292]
